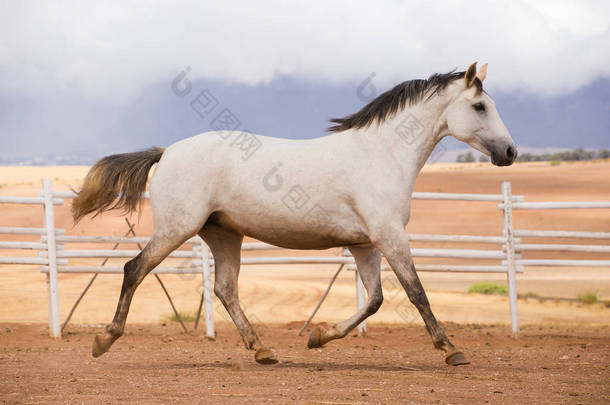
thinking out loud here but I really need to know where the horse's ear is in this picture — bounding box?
[477,63,488,82]
[464,62,477,87]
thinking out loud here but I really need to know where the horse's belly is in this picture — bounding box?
[206,210,369,250]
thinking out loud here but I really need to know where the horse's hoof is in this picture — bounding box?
[307,326,325,349]
[254,348,278,365]
[445,351,470,366]
[91,333,117,358]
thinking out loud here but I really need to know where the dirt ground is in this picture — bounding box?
[1,161,609,403]
[0,322,608,404]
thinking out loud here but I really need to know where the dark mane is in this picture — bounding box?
[327,70,483,133]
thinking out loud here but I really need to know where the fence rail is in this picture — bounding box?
[514,230,610,239]
[0,196,64,205]
[500,201,610,210]
[0,226,65,235]
[508,202,610,273]
[1,179,608,339]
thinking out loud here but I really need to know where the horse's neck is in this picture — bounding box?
[372,87,455,175]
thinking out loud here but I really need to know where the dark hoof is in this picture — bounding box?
[91,333,118,358]
[254,348,278,365]
[307,326,325,349]
[445,351,470,366]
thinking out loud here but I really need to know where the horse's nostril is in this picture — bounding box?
[506,146,515,160]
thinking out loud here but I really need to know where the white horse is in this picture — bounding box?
[73,62,517,366]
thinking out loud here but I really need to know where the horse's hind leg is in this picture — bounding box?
[308,245,383,348]
[92,231,195,357]
[199,224,278,365]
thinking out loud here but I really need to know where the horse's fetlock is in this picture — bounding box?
[106,324,123,338]
[243,335,257,350]
[333,327,347,340]
[436,340,454,352]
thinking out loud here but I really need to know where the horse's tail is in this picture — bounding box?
[71,147,165,223]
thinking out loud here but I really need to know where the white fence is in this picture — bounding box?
[1,179,608,338]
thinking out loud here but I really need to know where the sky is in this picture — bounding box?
[0,0,609,163]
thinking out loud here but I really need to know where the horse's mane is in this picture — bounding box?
[327,70,483,133]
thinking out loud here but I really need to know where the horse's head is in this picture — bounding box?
[445,62,517,166]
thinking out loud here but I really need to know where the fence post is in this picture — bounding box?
[200,239,215,339]
[502,182,519,336]
[42,179,61,338]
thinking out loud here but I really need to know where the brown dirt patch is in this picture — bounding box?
[1,322,608,404]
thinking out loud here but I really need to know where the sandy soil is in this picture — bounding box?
[0,322,608,404]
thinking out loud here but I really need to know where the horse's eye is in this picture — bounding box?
[472,102,486,112]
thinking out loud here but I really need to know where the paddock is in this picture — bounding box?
[0,162,609,403]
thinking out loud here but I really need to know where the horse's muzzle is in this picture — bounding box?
[491,144,518,166]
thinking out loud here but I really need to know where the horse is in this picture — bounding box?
[72,62,517,366]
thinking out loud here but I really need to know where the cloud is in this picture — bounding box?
[1,0,609,105]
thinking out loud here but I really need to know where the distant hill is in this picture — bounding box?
[2,76,608,165]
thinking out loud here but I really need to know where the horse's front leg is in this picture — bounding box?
[307,245,383,348]
[373,227,470,366]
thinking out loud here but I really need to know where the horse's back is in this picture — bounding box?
[147,131,373,247]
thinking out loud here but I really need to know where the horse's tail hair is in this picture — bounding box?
[71,147,165,223]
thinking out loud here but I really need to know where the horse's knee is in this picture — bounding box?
[213,285,225,301]
[214,283,235,306]
[406,284,430,309]
[366,291,383,315]
[123,253,142,285]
